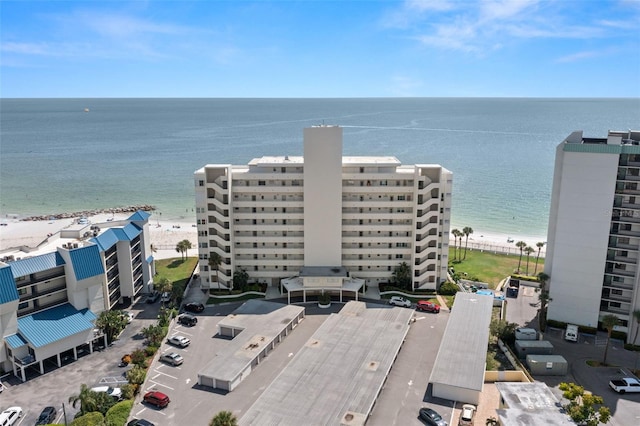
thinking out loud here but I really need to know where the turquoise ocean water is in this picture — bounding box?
[1,98,639,240]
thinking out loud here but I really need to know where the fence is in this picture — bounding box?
[461,242,546,258]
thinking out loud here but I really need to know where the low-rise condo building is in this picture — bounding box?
[194,125,452,296]
[0,211,154,380]
[545,130,640,344]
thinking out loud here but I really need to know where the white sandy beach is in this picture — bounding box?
[0,211,546,262]
[0,212,197,260]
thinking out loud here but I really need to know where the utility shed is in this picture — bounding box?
[496,382,574,425]
[239,301,413,426]
[526,355,568,376]
[197,300,305,391]
[515,340,554,358]
[429,292,493,404]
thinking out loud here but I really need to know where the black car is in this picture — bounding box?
[35,406,57,425]
[419,407,447,426]
[178,314,197,326]
[183,302,205,313]
[128,419,155,426]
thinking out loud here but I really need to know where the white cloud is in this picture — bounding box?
[387,0,627,54]
[555,50,599,63]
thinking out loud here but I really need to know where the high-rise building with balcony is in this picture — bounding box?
[545,130,640,344]
[194,126,452,297]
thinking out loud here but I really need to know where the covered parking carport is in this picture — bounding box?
[4,303,105,382]
[429,292,493,405]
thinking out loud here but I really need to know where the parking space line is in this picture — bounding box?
[148,380,174,391]
[152,370,178,380]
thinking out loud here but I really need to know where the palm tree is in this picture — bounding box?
[208,252,223,289]
[534,242,544,275]
[462,226,473,260]
[524,246,535,275]
[95,310,126,344]
[515,241,527,273]
[450,229,461,261]
[602,314,620,365]
[175,239,192,261]
[210,410,238,426]
[485,417,499,426]
[392,261,412,291]
[154,276,172,293]
[69,384,99,415]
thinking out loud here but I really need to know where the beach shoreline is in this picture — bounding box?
[1,209,547,262]
[0,211,197,260]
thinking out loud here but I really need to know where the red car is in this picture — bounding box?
[143,391,170,408]
[416,300,440,313]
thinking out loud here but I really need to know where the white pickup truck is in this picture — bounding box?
[609,377,640,394]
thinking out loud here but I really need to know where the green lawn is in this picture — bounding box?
[449,248,544,288]
[155,257,198,287]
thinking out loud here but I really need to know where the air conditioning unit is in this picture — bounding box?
[73,243,79,248]
[62,244,67,248]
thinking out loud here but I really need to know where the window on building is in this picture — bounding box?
[199,180,204,186]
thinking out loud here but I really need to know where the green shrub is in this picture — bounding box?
[121,383,138,399]
[145,345,159,357]
[438,281,458,295]
[546,319,565,329]
[611,330,627,341]
[624,343,640,352]
[70,411,105,426]
[318,293,331,304]
[126,365,147,386]
[130,349,146,367]
[105,400,133,426]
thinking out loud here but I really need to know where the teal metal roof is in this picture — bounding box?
[5,333,28,349]
[91,223,142,252]
[8,252,65,278]
[17,303,97,348]
[128,210,151,221]
[91,230,119,252]
[0,266,19,304]
[69,245,104,280]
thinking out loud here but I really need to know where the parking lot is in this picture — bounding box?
[3,285,639,426]
[125,300,453,425]
[0,300,163,425]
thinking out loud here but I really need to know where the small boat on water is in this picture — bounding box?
[84,108,90,112]
[506,237,514,243]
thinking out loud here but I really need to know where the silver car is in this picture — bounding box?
[168,335,190,348]
[160,352,184,366]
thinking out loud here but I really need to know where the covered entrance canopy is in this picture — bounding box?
[280,266,365,304]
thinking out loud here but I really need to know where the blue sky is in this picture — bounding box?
[2,0,639,97]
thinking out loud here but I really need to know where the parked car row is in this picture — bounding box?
[388,296,441,313]
[418,403,475,426]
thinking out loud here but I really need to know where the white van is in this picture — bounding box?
[565,324,579,342]
[515,328,538,340]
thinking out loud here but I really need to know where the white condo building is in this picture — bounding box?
[545,130,640,344]
[194,126,452,296]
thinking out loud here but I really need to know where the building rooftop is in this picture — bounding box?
[13,303,97,348]
[239,301,413,426]
[198,300,305,382]
[430,292,493,392]
[495,382,573,425]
